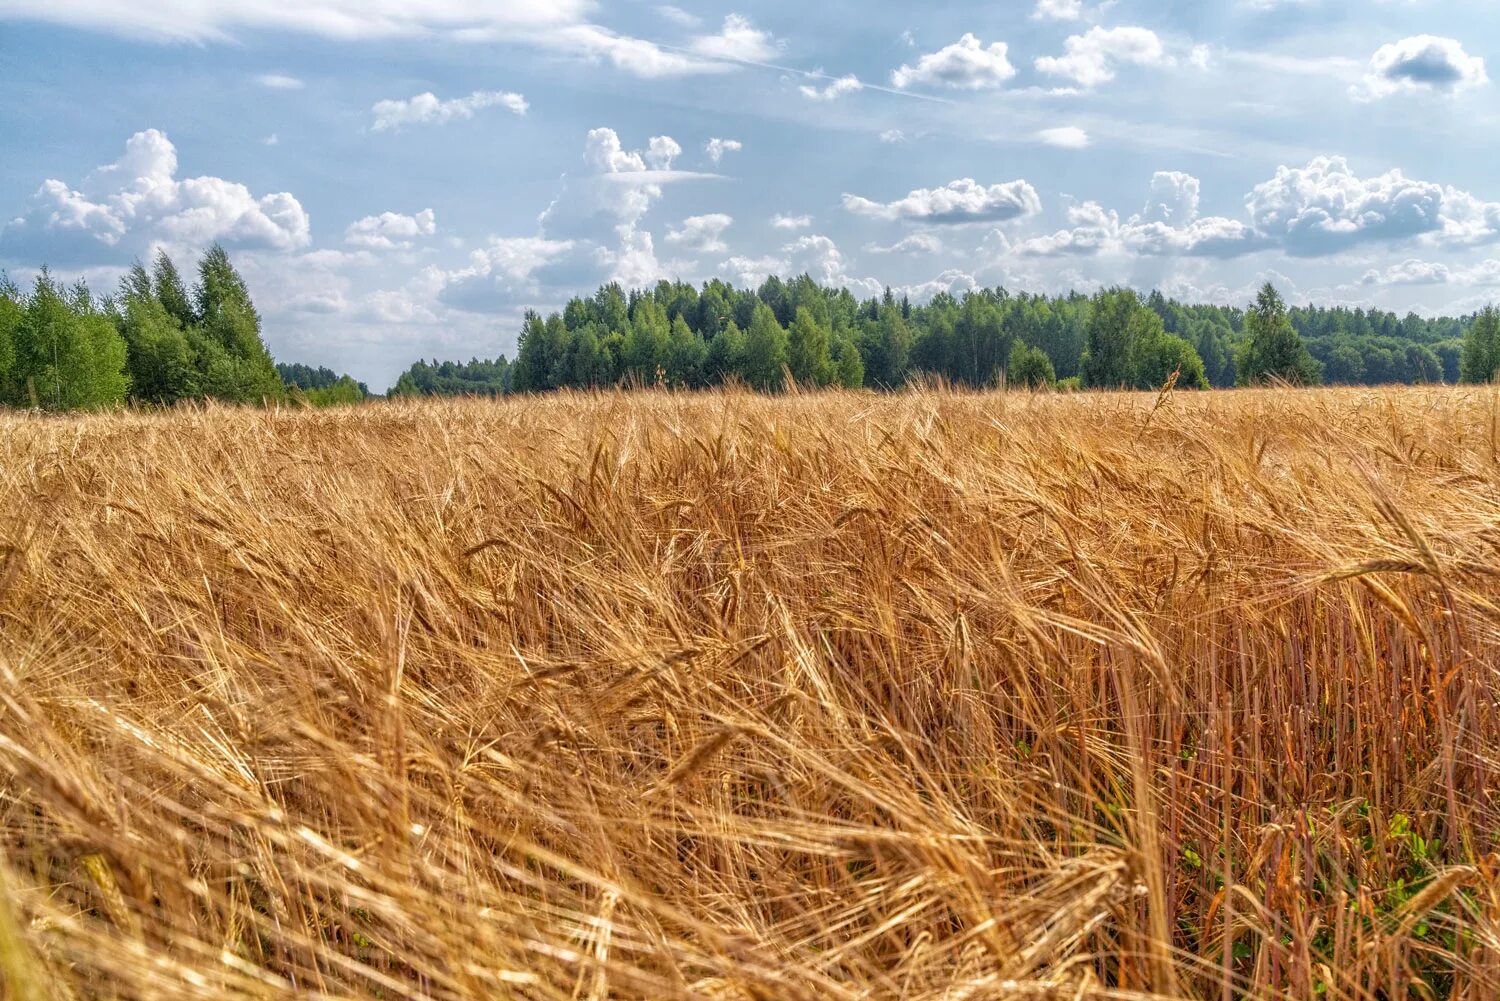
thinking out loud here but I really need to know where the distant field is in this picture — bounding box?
[0,386,1496,1001]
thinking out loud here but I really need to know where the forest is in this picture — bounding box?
[3,248,1500,411]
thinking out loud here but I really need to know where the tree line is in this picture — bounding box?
[3,252,1498,411]
[0,246,369,411]
[391,276,1500,397]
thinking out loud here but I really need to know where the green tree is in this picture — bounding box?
[623,297,670,384]
[741,301,789,390]
[705,320,746,384]
[1007,341,1055,389]
[1237,283,1320,386]
[831,330,864,389]
[1131,324,1209,389]
[787,307,834,387]
[0,276,19,392]
[859,304,912,388]
[1460,306,1500,383]
[664,315,707,387]
[8,271,128,410]
[194,245,283,402]
[1081,289,1140,388]
[118,262,198,405]
[152,250,196,328]
[513,312,558,392]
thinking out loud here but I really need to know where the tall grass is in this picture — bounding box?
[0,386,1496,1000]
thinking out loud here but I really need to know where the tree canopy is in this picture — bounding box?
[1,256,1492,410]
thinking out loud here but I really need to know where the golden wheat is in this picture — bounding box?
[0,386,1497,1001]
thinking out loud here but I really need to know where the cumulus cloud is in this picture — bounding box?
[439,127,710,311]
[867,233,943,255]
[843,178,1041,225]
[891,33,1017,90]
[689,14,776,62]
[1141,171,1201,226]
[782,234,881,297]
[720,255,787,287]
[1037,126,1090,149]
[665,213,732,253]
[1356,35,1487,100]
[1035,26,1169,87]
[799,74,863,101]
[1004,158,1500,262]
[344,208,437,249]
[371,90,527,131]
[1016,172,1257,258]
[771,214,812,230]
[704,137,742,164]
[1246,155,1462,255]
[438,235,578,312]
[1360,258,1500,287]
[4,128,310,261]
[879,129,907,143]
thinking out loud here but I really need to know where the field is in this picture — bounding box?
[0,386,1497,1001]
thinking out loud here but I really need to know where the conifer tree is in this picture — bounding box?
[1237,283,1320,386]
[193,245,283,402]
[1460,306,1500,383]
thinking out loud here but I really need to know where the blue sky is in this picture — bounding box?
[1,0,1497,388]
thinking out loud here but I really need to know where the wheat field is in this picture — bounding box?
[0,386,1496,1001]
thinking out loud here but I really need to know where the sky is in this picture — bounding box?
[1,0,1498,390]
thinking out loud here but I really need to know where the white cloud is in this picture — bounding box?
[799,74,863,101]
[1035,26,1169,87]
[371,90,527,131]
[655,4,699,28]
[558,23,732,77]
[1141,171,1201,226]
[720,255,787,287]
[6,128,310,260]
[1360,258,1500,287]
[782,234,881,297]
[1356,35,1488,100]
[1033,0,1082,20]
[0,2,775,80]
[0,0,589,42]
[771,214,812,230]
[878,129,907,143]
[441,127,710,311]
[689,13,776,62]
[1015,173,1257,258]
[255,73,304,89]
[345,208,437,249]
[891,33,1016,90]
[1037,126,1090,149]
[867,233,943,255]
[263,134,280,146]
[843,178,1042,225]
[898,269,980,303]
[1245,155,1486,255]
[1002,158,1500,262]
[645,135,682,171]
[438,235,578,311]
[665,213,732,253]
[704,138,742,164]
